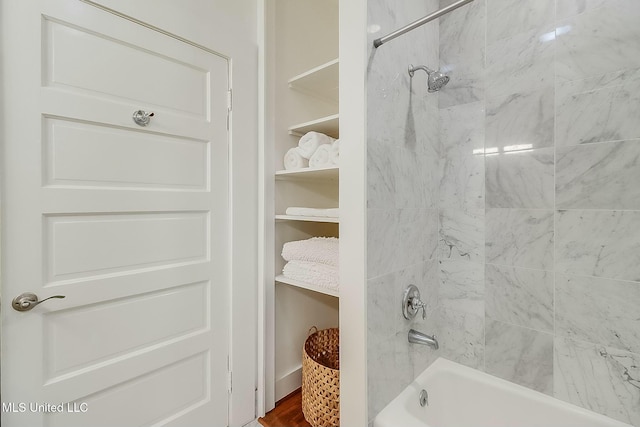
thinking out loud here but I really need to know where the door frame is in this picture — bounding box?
[0,1,259,426]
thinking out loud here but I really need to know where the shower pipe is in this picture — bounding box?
[373,0,475,48]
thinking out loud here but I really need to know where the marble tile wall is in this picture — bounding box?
[367,0,640,424]
[366,0,441,421]
[434,0,640,425]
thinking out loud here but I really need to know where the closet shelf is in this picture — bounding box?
[275,275,339,298]
[288,59,339,104]
[275,165,338,181]
[288,114,339,138]
[275,215,339,223]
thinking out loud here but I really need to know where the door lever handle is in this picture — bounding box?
[12,292,65,312]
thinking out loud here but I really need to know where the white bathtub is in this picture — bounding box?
[374,358,632,427]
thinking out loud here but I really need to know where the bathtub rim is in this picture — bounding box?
[373,357,633,427]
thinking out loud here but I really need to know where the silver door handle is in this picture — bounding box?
[12,292,65,312]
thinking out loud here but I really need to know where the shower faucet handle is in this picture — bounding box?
[402,284,428,320]
[411,297,427,319]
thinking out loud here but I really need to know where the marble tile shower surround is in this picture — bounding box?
[485,146,555,208]
[555,139,640,209]
[433,0,640,425]
[366,0,441,421]
[366,0,640,424]
[555,69,640,147]
[554,338,640,426]
[485,320,554,394]
[485,88,555,152]
[485,208,554,270]
[485,264,554,333]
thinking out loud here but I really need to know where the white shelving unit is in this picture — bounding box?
[275,215,339,223]
[288,59,339,104]
[275,275,339,298]
[266,0,339,405]
[275,165,339,180]
[276,56,340,296]
[288,114,339,138]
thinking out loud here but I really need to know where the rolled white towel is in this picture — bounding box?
[309,143,332,168]
[282,236,339,267]
[296,131,335,159]
[282,260,339,290]
[330,139,339,166]
[285,207,339,218]
[284,147,308,170]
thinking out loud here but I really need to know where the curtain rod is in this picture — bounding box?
[373,0,475,48]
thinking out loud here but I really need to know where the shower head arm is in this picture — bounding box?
[408,64,435,77]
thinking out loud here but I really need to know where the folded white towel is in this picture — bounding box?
[309,143,332,168]
[296,131,335,159]
[330,139,340,166]
[282,260,339,290]
[285,207,339,218]
[282,236,339,267]
[284,147,308,170]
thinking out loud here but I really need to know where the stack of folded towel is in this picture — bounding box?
[283,131,340,170]
[281,237,339,290]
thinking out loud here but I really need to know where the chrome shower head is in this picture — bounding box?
[427,70,450,92]
[408,64,450,92]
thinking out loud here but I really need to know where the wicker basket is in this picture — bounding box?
[302,326,340,427]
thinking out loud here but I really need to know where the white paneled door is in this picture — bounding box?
[1,1,230,426]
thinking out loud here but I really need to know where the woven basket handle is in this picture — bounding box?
[308,326,318,336]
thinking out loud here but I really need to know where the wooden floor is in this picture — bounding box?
[258,388,311,427]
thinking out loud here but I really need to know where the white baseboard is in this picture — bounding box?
[274,365,302,402]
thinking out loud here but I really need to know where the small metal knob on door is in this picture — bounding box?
[132,110,155,127]
[12,292,65,312]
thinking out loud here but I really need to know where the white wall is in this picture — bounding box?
[86,2,259,426]
[339,0,369,425]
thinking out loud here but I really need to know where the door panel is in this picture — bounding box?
[43,18,209,118]
[45,212,208,281]
[46,352,211,427]
[2,1,230,426]
[44,281,209,379]
[44,118,209,190]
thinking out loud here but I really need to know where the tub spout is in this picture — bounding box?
[408,329,439,350]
